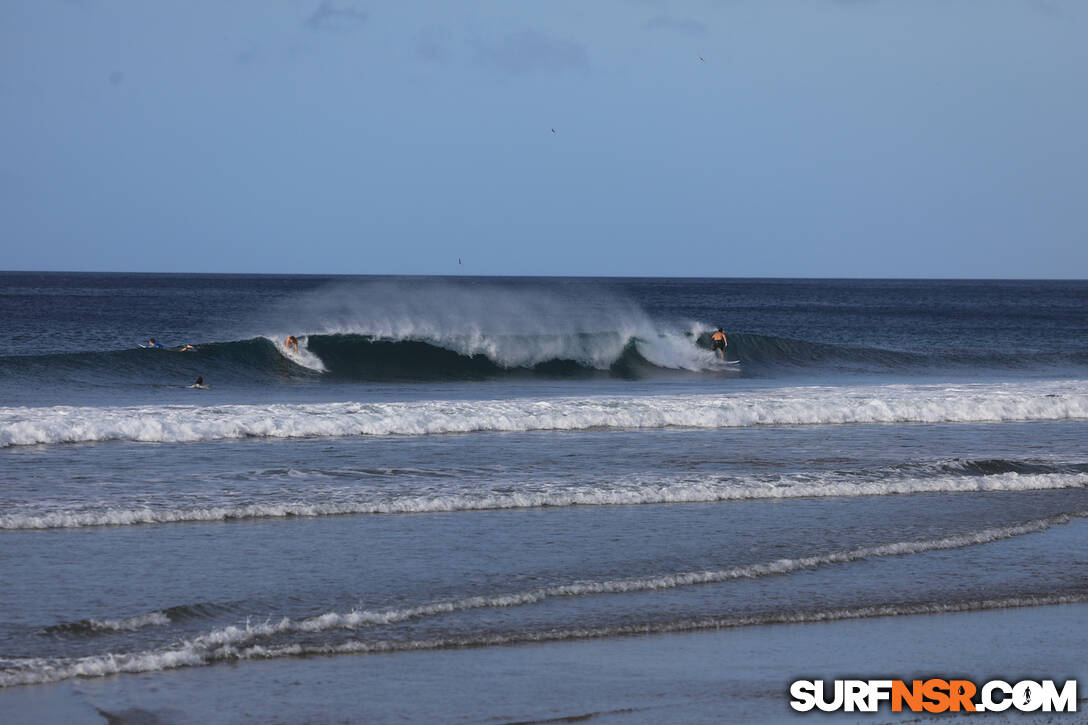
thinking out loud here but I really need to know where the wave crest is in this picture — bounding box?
[3,381,1087,448]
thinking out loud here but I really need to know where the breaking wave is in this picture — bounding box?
[3,330,1086,384]
[3,470,1086,530]
[2,381,1087,449]
[42,603,232,635]
[0,332,733,383]
[0,279,1085,391]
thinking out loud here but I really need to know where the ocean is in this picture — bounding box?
[1,273,1086,724]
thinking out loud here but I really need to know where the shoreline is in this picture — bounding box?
[3,602,1084,724]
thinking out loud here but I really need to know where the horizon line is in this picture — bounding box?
[1,269,1086,283]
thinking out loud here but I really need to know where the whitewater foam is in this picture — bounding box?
[4,593,1082,687]
[265,335,326,372]
[2,471,1085,529]
[2,381,1087,448]
[53,613,172,634]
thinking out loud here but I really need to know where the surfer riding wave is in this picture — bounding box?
[711,328,728,360]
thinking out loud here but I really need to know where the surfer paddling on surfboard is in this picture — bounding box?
[711,328,728,360]
[143,339,196,351]
[189,376,210,390]
[285,335,299,353]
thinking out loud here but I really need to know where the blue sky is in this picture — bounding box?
[1,0,1085,277]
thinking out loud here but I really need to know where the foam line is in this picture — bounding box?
[3,472,1085,529]
[203,513,1088,633]
[3,381,1087,447]
[4,594,1082,687]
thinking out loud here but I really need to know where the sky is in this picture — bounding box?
[1,0,1085,278]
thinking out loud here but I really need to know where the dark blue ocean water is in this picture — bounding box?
[1,274,1086,722]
